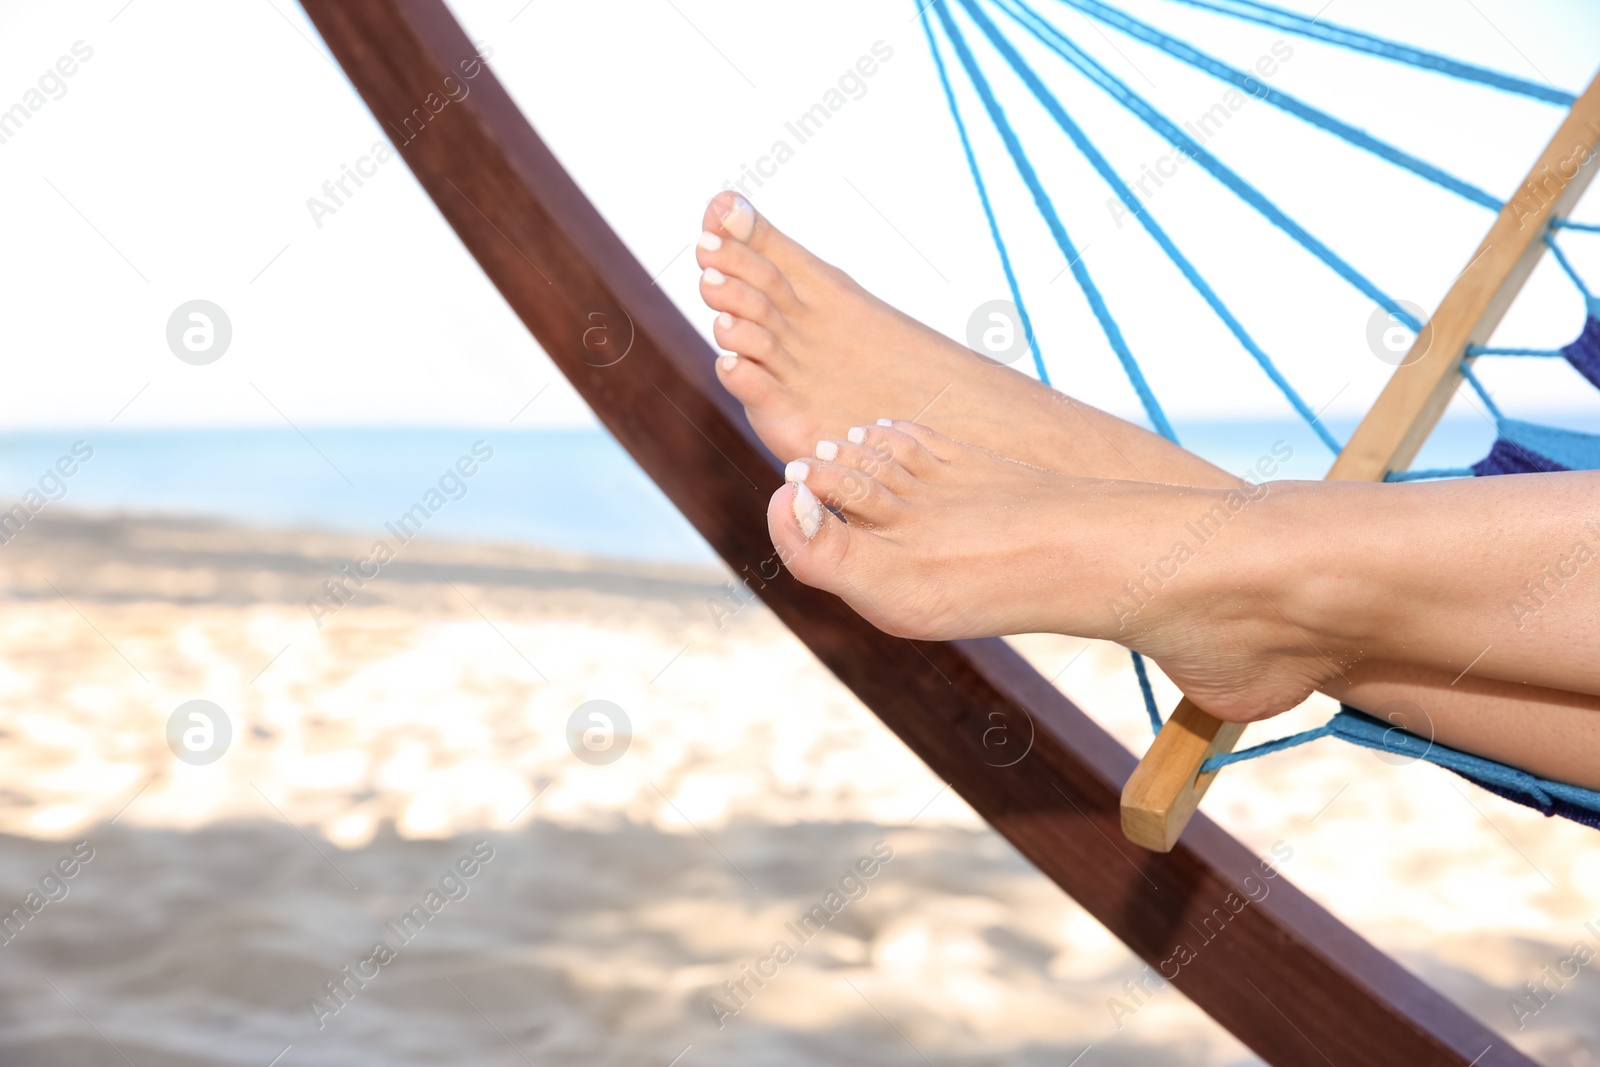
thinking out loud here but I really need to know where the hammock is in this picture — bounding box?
[919,0,1600,828]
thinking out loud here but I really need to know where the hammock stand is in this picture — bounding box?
[300,1,1584,1063]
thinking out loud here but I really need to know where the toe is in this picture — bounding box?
[705,191,761,243]
[810,437,913,495]
[845,422,941,476]
[700,270,783,332]
[712,312,783,366]
[768,481,852,591]
[703,191,819,274]
[696,233,799,313]
[785,458,900,525]
[714,348,781,409]
[876,419,961,462]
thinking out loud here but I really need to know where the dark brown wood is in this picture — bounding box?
[298,2,1532,1063]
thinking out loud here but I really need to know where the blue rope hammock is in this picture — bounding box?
[918,0,1600,827]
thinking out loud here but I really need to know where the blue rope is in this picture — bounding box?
[1202,723,1334,771]
[926,1,1181,736]
[1545,232,1595,300]
[1383,466,1476,482]
[1458,232,1592,361]
[920,9,1051,385]
[929,0,1181,440]
[1552,218,1600,234]
[1204,708,1600,828]
[1053,0,1502,210]
[991,0,1421,333]
[1130,649,1164,733]
[1155,0,1576,106]
[986,0,1344,451]
[1465,345,1564,357]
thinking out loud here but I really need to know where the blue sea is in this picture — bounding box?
[0,417,1521,564]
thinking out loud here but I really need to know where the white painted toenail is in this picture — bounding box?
[698,231,722,252]
[847,427,867,444]
[877,418,895,427]
[715,312,734,330]
[702,267,726,286]
[722,194,756,241]
[792,482,823,539]
[815,440,839,461]
[718,353,738,372]
[784,460,809,483]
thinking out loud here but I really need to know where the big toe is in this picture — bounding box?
[703,192,808,268]
[768,482,850,592]
[704,191,760,242]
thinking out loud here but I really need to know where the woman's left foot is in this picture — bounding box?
[769,420,1347,724]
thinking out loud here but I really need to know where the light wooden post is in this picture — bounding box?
[1122,72,1600,853]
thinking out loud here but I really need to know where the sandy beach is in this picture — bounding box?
[0,511,1595,1066]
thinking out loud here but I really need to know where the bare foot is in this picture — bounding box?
[695,193,1218,483]
[767,419,1343,725]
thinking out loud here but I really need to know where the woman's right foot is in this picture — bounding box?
[695,193,1233,487]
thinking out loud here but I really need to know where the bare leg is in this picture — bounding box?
[697,194,1600,788]
[770,423,1600,788]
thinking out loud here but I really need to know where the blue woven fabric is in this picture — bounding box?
[1499,417,1600,471]
[1472,439,1569,477]
[1329,709,1600,830]
[1563,315,1600,390]
[1472,417,1600,476]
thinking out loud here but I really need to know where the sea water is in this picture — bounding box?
[0,415,1529,564]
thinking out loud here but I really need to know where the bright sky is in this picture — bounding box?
[1,0,1597,432]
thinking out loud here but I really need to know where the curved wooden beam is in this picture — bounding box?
[297,2,1532,1063]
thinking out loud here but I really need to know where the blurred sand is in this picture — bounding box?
[0,512,1595,1066]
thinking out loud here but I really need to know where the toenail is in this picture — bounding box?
[715,312,734,330]
[784,460,809,483]
[698,231,722,252]
[717,353,738,372]
[815,440,839,462]
[721,194,756,241]
[792,482,823,539]
[847,427,867,444]
[876,418,895,427]
[702,267,727,286]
